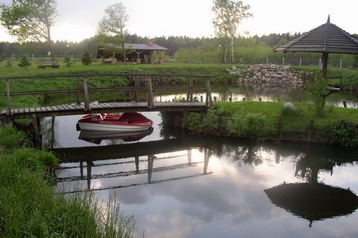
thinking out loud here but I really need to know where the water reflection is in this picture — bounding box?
[78,129,153,145]
[53,136,358,237]
[264,144,358,227]
[265,183,358,227]
[54,139,211,193]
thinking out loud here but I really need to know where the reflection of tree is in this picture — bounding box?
[200,139,264,167]
[294,152,334,185]
[41,117,58,149]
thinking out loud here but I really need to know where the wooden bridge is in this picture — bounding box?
[0,73,213,122]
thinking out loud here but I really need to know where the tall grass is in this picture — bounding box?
[0,127,134,237]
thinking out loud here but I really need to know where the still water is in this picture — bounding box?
[46,111,358,238]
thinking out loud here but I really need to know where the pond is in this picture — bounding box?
[46,109,358,238]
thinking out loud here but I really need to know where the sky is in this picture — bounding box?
[0,0,357,42]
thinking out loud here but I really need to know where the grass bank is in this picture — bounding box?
[0,127,134,237]
[184,101,358,147]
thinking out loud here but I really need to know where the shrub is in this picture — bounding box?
[18,56,31,68]
[227,112,275,140]
[321,120,358,147]
[81,52,93,65]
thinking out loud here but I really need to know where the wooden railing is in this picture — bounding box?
[1,73,213,116]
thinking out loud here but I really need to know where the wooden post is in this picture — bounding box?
[147,155,155,183]
[32,115,42,149]
[135,156,139,173]
[134,77,139,102]
[203,148,210,174]
[86,160,93,190]
[83,78,90,111]
[187,78,193,101]
[205,79,212,107]
[6,79,12,115]
[147,78,155,108]
[76,76,80,105]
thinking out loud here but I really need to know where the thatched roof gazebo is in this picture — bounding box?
[275,16,358,77]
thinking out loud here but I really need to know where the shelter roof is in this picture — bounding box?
[103,43,168,51]
[275,17,358,54]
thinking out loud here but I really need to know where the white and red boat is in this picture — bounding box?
[76,112,153,132]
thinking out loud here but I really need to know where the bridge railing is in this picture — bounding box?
[1,73,212,116]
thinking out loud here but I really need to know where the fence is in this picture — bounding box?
[236,57,357,69]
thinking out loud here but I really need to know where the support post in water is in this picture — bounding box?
[83,78,90,111]
[6,79,12,115]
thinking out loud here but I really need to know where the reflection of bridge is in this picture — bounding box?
[1,73,212,120]
[53,139,211,192]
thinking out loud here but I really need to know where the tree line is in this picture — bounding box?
[1,0,357,67]
[1,33,358,68]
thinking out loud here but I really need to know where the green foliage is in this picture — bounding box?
[0,127,134,237]
[321,120,358,147]
[17,56,31,68]
[227,112,275,140]
[0,127,30,149]
[184,106,226,135]
[306,78,327,115]
[184,112,202,131]
[63,56,72,67]
[201,106,226,135]
[184,101,358,145]
[0,0,57,60]
[81,51,93,65]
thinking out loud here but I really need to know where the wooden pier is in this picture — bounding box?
[1,73,212,121]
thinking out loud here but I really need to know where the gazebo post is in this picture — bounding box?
[321,52,329,79]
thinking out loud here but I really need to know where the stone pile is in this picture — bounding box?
[228,64,313,88]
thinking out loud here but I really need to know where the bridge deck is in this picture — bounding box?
[0,101,208,119]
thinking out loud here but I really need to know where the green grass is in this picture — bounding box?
[0,127,134,237]
[185,101,358,146]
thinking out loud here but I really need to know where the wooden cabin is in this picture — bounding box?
[97,41,168,64]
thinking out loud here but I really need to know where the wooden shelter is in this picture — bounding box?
[97,42,168,64]
[275,16,358,77]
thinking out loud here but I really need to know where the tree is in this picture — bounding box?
[212,0,252,63]
[81,52,92,65]
[97,2,129,63]
[0,0,57,61]
[18,55,31,68]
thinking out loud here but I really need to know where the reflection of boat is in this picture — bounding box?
[78,129,153,144]
[326,84,341,91]
[76,112,153,131]
[264,182,358,227]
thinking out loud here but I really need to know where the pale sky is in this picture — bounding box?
[0,0,357,42]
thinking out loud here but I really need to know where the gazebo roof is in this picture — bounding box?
[275,16,358,54]
[124,43,168,51]
[102,42,168,51]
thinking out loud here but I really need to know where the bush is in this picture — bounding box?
[17,56,31,68]
[227,112,275,140]
[81,52,93,65]
[321,120,358,147]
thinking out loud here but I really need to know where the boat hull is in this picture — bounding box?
[77,122,152,132]
[77,112,153,132]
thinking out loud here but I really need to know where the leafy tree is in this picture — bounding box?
[212,0,252,63]
[81,52,92,65]
[18,55,31,68]
[0,0,57,61]
[97,2,129,63]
